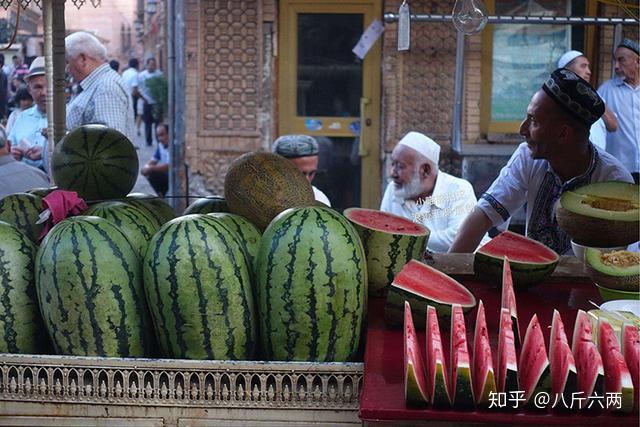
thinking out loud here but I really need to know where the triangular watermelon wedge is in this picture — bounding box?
[519,314,551,407]
[549,310,577,405]
[501,257,521,348]
[450,304,474,408]
[621,322,639,410]
[572,310,604,408]
[472,300,497,406]
[404,301,429,407]
[426,305,451,408]
[599,319,634,413]
[497,308,518,394]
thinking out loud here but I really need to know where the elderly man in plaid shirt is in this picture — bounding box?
[65,31,135,143]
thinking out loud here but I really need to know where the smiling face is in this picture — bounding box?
[519,90,565,160]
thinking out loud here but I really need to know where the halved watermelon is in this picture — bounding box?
[385,260,476,328]
[426,305,451,408]
[549,310,577,405]
[474,231,559,288]
[501,257,521,348]
[344,208,429,297]
[519,314,551,407]
[599,319,634,413]
[497,308,519,394]
[450,304,474,409]
[404,301,429,407]
[621,323,639,409]
[572,310,604,408]
[472,300,497,407]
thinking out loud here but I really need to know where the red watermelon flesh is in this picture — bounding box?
[343,208,428,235]
[472,300,497,406]
[572,310,604,405]
[549,310,577,400]
[450,304,474,408]
[519,314,551,405]
[404,301,429,407]
[478,231,559,264]
[426,305,451,407]
[571,309,594,353]
[501,257,521,348]
[599,320,634,413]
[621,323,639,409]
[497,308,519,394]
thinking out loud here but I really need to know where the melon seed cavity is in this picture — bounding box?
[600,251,640,268]
[581,195,638,212]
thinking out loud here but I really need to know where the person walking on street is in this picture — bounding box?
[135,58,163,146]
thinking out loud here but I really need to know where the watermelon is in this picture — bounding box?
[343,208,429,297]
[51,124,138,202]
[126,193,176,224]
[384,260,476,328]
[474,231,559,288]
[497,308,519,394]
[426,305,451,407]
[519,314,551,407]
[208,212,262,267]
[598,319,634,413]
[404,301,429,407]
[501,257,521,348]
[472,300,497,406]
[572,310,604,407]
[0,221,49,353]
[255,206,366,362]
[450,304,474,408]
[36,216,153,357]
[85,201,161,259]
[0,193,44,243]
[621,323,639,409]
[549,310,577,406]
[143,214,256,360]
[26,187,57,198]
[184,196,229,215]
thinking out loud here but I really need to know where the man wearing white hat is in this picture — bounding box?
[380,131,478,252]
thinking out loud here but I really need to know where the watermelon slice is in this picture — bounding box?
[426,305,451,407]
[501,257,521,348]
[472,300,497,406]
[450,304,474,408]
[572,310,604,408]
[385,260,477,328]
[588,309,640,348]
[474,231,559,288]
[621,323,639,409]
[404,301,429,407]
[549,310,577,405]
[519,314,551,407]
[599,319,634,413]
[497,308,519,394]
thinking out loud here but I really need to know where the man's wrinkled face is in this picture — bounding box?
[65,54,86,83]
[614,47,639,82]
[289,155,318,183]
[27,75,47,113]
[390,145,423,199]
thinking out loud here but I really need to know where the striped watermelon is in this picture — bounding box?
[26,187,57,198]
[85,201,161,258]
[184,196,229,215]
[0,193,44,243]
[343,208,429,297]
[143,214,256,360]
[208,212,262,266]
[51,124,138,202]
[0,221,49,353]
[126,193,176,224]
[36,216,153,357]
[255,206,366,362]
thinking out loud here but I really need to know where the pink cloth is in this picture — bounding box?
[38,190,88,241]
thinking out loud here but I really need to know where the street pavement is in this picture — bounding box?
[130,127,157,195]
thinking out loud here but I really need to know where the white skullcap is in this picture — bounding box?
[557,50,584,69]
[397,131,440,165]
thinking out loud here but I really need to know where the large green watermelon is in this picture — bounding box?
[255,206,367,362]
[51,125,138,202]
[184,196,228,215]
[126,193,176,224]
[0,193,45,243]
[36,216,153,357]
[0,221,49,353]
[208,212,261,267]
[143,214,256,360]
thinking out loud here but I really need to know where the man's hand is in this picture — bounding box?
[10,146,24,161]
[141,164,153,176]
[448,207,493,253]
[24,145,42,161]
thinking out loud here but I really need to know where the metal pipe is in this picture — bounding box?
[384,13,638,25]
[452,31,465,154]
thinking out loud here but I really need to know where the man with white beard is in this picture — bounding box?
[380,131,478,252]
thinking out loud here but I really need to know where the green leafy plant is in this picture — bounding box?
[145,75,168,121]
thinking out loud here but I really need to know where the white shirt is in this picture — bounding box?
[313,185,331,207]
[380,171,478,253]
[136,69,163,104]
[589,118,607,151]
[121,67,139,94]
[477,143,633,254]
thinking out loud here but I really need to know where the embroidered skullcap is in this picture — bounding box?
[618,38,639,56]
[397,131,440,165]
[25,56,45,80]
[273,134,319,158]
[557,50,584,69]
[542,68,604,126]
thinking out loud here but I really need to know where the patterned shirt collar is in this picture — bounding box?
[77,62,111,92]
[545,142,599,190]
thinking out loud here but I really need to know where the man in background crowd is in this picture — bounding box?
[135,58,163,146]
[0,125,49,199]
[141,123,170,197]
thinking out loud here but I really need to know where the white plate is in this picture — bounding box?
[600,299,640,317]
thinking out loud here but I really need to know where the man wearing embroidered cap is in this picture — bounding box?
[597,38,640,182]
[450,69,633,255]
[380,131,478,253]
[273,134,331,206]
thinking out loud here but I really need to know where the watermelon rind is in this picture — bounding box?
[384,260,476,328]
[501,257,521,348]
[598,319,635,413]
[588,309,640,348]
[549,310,577,407]
[126,193,176,224]
[472,300,497,407]
[498,308,519,395]
[208,212,262,267]
[184,196,229,215]
[426,305,451,408]
[474,231,559,288]
[450,304,474,409]
[621,322,639,409]
[404,301,429,407]
[344,208,429,297]
[519,314,551,407]
[572,310,604,408]
[0,193,45,243]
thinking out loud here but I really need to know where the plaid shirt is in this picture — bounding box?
[66,63,135,142]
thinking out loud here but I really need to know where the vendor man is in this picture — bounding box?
[380,131,478,253]
[449,69,633,255]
